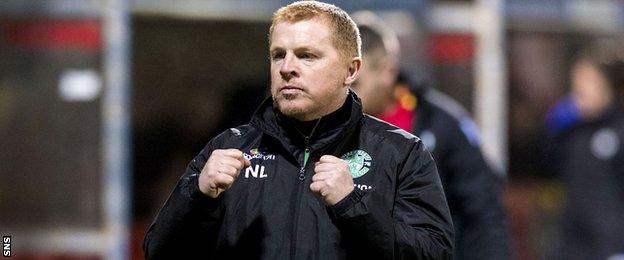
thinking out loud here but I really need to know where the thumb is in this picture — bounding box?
[225,148,250,169]
[235,153,251,169]
[243,157,251,168]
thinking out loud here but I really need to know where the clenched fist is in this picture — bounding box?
[199,149,251,198]
[310,155,355,205]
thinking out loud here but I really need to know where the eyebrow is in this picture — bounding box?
[269,47,283,54]
[270,46,319,54]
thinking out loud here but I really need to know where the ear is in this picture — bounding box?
[344,57,362,86]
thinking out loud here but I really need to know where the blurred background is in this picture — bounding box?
[1,0,623,259]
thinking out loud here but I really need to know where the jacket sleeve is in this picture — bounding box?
[143,140,224,259]
[441,119,511,260]
[328,140,454,259]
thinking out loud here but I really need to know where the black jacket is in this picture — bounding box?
[144,91,454,259]
[556,107,624,260]
[414,88,511,260]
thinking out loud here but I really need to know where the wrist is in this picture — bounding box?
[328,188,364,218]
[189,174,224,209]
[331,185,355,206]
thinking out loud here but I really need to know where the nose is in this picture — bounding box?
[279,53,299,81]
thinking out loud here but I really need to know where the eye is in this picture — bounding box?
[271,51,285,61]
[298,52,315,60]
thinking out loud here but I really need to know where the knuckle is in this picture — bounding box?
[210,171,221,180]
[230,149,242,156]
[310,183,320,193]
[222,165,234,175]
[235,160,243,169]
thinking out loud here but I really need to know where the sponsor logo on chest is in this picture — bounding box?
[244,148,276,161]
[243,148,274,179]
[341,149,374,190]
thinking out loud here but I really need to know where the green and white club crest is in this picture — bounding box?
[341,150,372,178]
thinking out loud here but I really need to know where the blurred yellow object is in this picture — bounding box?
[537,181,565,213]
[394,84,417,111]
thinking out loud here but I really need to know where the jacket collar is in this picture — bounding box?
[250,89,364,154]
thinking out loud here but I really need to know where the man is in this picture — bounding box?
[144,1,454,259]
[351,12,511,260]
[553,40,624,260]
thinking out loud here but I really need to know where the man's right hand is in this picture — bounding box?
[199,149,251,198]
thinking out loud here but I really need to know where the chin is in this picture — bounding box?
[276,101,311,119]
[278,103,305,116]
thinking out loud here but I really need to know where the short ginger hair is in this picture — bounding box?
[269,1,361,61]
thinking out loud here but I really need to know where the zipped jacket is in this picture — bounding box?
[144,91,454,259]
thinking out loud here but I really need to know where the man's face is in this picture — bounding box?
[269,18,352,121]
[571,61,614,119]
[352,52,396,116]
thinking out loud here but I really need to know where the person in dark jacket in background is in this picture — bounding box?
[144,1,454,259]
[552,39,624,260]
[351,12,511,260]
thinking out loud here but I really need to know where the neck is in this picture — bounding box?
[279,93,352,145]
[291,117,322,137]
[299,91,348,121]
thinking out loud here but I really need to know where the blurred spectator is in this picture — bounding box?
[351,11,511,260]
[550,39,624,260]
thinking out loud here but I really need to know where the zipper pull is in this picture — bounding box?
[299,166,305,181]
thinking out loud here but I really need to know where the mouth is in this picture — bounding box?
[279,85,304,94]
[280,85,302,91]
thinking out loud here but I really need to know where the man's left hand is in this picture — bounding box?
[310,155,354,205]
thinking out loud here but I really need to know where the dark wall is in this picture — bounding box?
[132,17,270,221]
